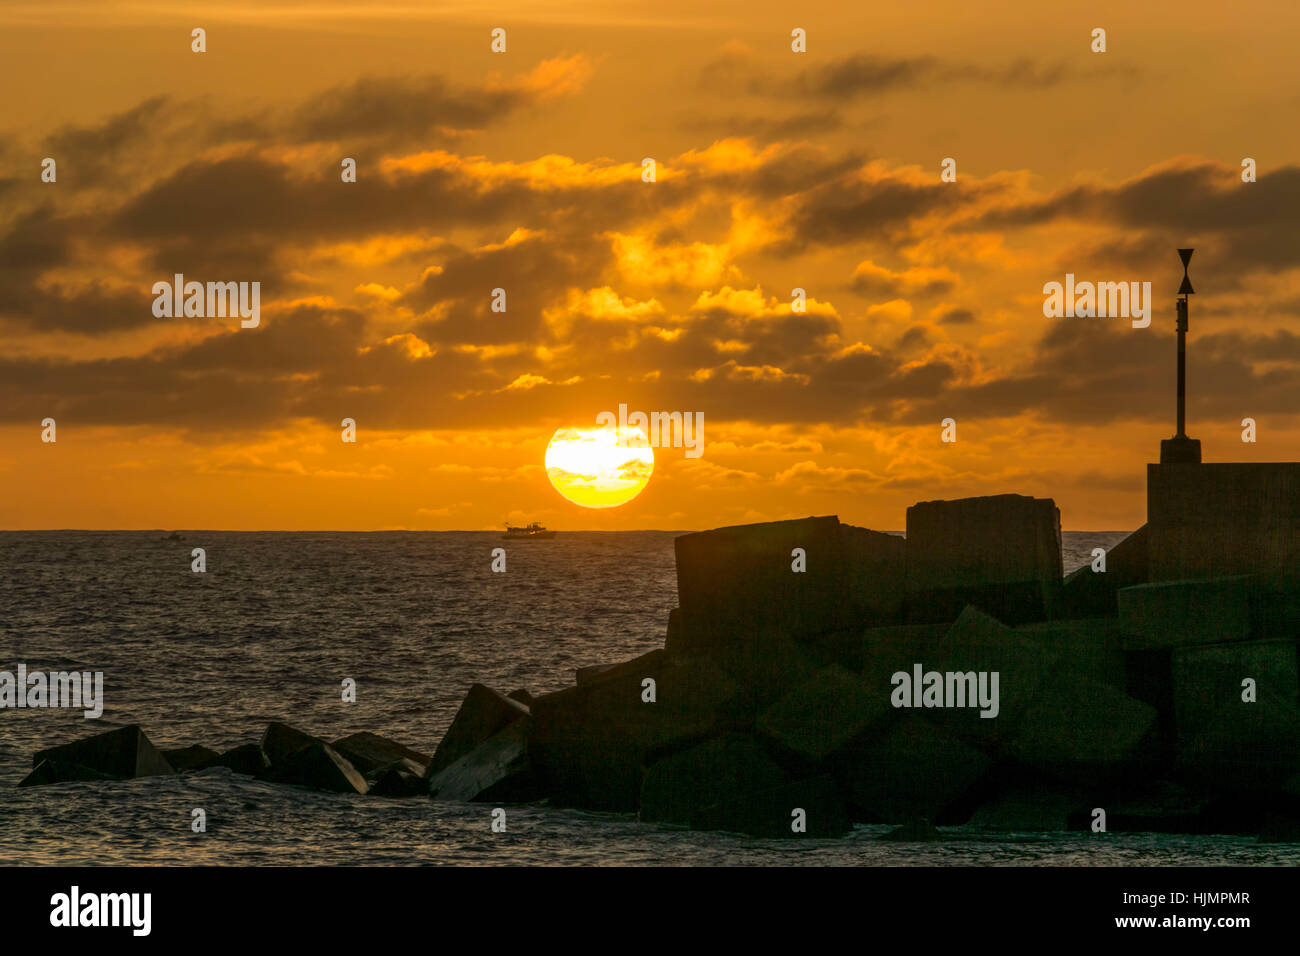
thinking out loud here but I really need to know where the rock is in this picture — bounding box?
[211,743,270,776]
[369,762,429,798]
[163,745,221,773]
[425,684,530,779]
[264,741,368,794]
[832,717,993,824]
[687,773,852,838]
[506,689,534,707]
[756,665,892,767]
[1001,676,1157,782]
[640,734,788,826]
[427,720,541,803]
[260,722,320,766]
[673,516,902,655]
[18,759,116,787]
[1118,575,1257,650]
[332,732,430,776]
[1171,639,1300,790]
[923,606,1059,747]
[879,818,943,841]
[904,494,1062,624]
[531,657,737,811]
[33,724,174,779]
[1060,525,1149,618]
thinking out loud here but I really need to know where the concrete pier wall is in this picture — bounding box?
[1147,463,1300,582]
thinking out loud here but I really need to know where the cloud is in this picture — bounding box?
[851,260,959,297]
[288,56,593,146]
[699,47,1136,101]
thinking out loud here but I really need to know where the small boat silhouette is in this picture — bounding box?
[502,522,556,540]
[161,531,184,542]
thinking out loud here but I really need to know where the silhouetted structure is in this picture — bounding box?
[1160,248,1202,464]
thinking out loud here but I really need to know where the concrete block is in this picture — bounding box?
[427,719,541,803]
[688,632,823,724]
[674,516,845,651]
[1059,524,1149,618]
[905,494,1062,624]
[19,759,116,787]
[212,743,270,776]
[261,722,320,766]
[33,724,174,780]
[640,733,788,826]
[878,819,944,841]
[1118,575,1255,650]
[1172,639,1300,789]
[530,658,737,811]
[1016,619,1127,689]
[163,745,221,773]
[832,717,992,824]
[687,773,852,838]
[369,762,428,798]
[1147,463,1300,582]
[426,683,530,779]
[923,606,1059,747]
[576,649,665,688]
[332,732,430,776]
[264,741,368,794]
[968,786,1090,831]
[756,665,892,765]
[673,516,904,655]
[805,622,949,676]
[1002,676,1157,782]
[839,524,907,623]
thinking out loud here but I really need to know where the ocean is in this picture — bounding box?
[0,530,1292,865]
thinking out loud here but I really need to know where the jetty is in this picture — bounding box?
[22,250,1300,842]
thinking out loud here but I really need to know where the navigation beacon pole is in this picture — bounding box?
[1160,248,1202,464]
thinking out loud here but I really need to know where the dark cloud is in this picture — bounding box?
[288,74,523,145]
[2,72,1290,441]
[888,318,1300,428]
[699,49,1137,101]
[679,109,847,142]
[408,233,614,346]
[967,160,1300,284]
[42,97,170,181]
[0,210,160,334]
[934,305,976,325]
[784,173,1007,250]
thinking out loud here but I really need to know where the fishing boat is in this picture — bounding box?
[502,522,556,540]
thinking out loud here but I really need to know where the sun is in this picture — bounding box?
[545,425,654,508]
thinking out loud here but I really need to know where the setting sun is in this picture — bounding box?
[545,425,655,508]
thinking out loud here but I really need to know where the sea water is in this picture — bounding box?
[0,530,1292,865]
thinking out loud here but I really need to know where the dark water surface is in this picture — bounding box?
[1,530,1292,865]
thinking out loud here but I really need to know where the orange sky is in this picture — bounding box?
[2,0,1299,530]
